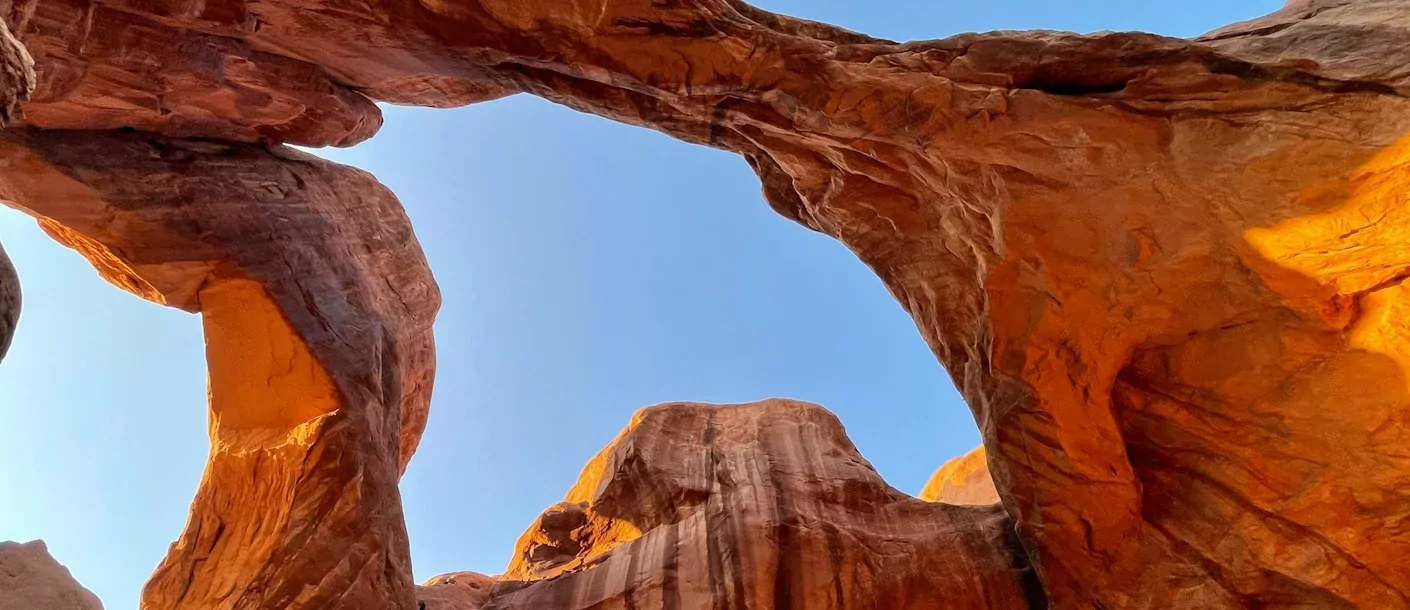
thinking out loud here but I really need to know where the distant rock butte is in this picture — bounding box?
[922,446,1001,506]
[0,0,1409,608]
[417,572,495,610]
[420,400,1039,610]
[0,541,102,610]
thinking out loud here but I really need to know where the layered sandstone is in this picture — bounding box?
[0,128,438,609]
[440,400,1037,610]
[921,446,999,506]
[0,540,103,610]
[0,0,1407,608]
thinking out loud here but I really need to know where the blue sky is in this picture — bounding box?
[0,1,1280,606]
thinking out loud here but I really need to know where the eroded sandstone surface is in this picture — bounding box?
[0,540,103,610]
[417,572,496,610]
[421,400,1039,610]
[0,0,1408,608]
[0,129,439,609]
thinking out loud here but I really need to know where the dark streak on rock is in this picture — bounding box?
[702,414,730,610]
[823,522,845,607]
[1001,517,1049,610]
[661,521,682,610]
[707,100,732,146]
[766,433,797,610]
[622,524,643,610]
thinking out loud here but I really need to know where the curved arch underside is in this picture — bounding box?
[0,0,1409,608]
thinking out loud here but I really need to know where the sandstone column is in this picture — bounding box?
[0,129,439,609]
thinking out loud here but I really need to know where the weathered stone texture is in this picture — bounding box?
[1,0,1409,608]
[0,128,438,609]
[484,400,1038,610]
[0,540,103,610]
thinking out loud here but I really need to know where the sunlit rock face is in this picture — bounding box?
[1,0,1409,607]
[0,540,103,610]
[922,446,1000,506]
[475,400,1038,610]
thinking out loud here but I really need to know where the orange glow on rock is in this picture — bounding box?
[200,277,342,451]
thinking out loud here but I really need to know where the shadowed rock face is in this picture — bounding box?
[0,239,16,363]
[1,0,1409,608]
[17,0,381,146]
[422,400,1040,610]
[0,128,439,609]
[0,16,29,363]
[0,540,103,610]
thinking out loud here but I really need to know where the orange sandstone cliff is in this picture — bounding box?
[0,0,1408,608]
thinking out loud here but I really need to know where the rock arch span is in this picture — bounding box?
[0,0,1408,608]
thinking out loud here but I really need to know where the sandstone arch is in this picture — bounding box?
[0,0,1408,608]
[0,128,438,608]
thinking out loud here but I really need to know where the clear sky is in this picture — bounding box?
[0,1,1280,607]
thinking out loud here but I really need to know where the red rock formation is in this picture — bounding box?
[17,0,380,146]
[0,0,1408,608]
[417,572,496,610]
[0,15,29,363]
[0,238,16,362]
[0,540,103,610]
[479,400,1037,610]
[0,129,438,609]
[348,3,1407,606]
[921,446,999,506]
